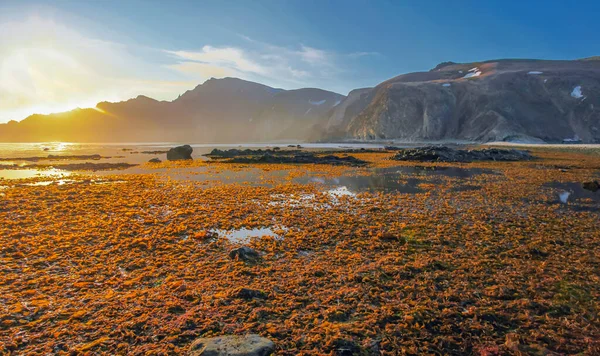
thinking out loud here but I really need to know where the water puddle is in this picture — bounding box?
[210,226,288,243]
[546,182,600,203]
[545,181,600,212]
[326,186,356,197]
[0,168,71,180]
[23,179,76,186]
[295,166,495,194]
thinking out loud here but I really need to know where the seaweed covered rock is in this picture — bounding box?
[229,246,260,263]
[188,334,275,356]
[583,181,600,192]
[206,148,301,158]
[227,153,367,166]
[167,145,193,161]
[392,146,533,163]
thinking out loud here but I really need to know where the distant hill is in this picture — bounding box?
[324,58,600,143]
[0,77,344,143]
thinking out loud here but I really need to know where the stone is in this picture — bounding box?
[582,181,600,192]
[188,334,275,356]
[230,288,268,300]
[167,145,193,161]
[148,158,162,163]
[391,146,533,163]
[229,246,260,263]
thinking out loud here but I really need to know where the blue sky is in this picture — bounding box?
[1,0,599,122]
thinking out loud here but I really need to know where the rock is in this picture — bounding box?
[188,334,275,356]
[227,153,366,166]
[391,146,533,163]
[583,181,600,192]
[148,158,162,163]
[167,145,193,161]
[230,288,268,300]
[206,148,301,158]
[229,246,260,263]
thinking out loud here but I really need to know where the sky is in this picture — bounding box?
[1,0,600,123]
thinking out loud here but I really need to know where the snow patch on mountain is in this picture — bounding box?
[463,68,481,79]
[309,99,327,105]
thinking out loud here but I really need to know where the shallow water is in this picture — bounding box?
[210,226,287,243]
[0,142,387,166]
[0,168,71,180]
[546,181,600,203]
[295,166,495,194]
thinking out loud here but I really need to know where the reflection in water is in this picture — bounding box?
[546,182,600,203]
[558,191,571,204]
[296,166,494,194]
[210,226,287,243]
[0,169,71,180]
[24,179,76,186]
[326,186,356,197]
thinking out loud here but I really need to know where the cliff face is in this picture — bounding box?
[326,59,600,143]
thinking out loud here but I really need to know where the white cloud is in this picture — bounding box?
[166,37,363,92]
[166,46,268,75]
[297,45,331,66]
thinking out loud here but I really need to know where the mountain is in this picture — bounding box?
[325,58,600,143]
[0,77,344,143]
[2,59,600,144]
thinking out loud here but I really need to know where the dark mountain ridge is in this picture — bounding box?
[0,77,344,143]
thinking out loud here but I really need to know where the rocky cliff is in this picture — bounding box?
[326,59,600,143]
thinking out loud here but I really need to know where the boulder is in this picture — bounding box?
[167,145,193,161]
[229,246,260,263]
[583,181,600,192]
[188,334,275,356]
[148,158,162,163]
[391,146,533,163]
[230,288,268,300]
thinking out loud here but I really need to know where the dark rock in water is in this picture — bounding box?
[230,288,268,300]
[141,150,169,154]
[384,146,404,151]
[167,145,193,161]
[392,146,533,163]
[206,148,367,166]
[229,246,260,263]
[228,153,366,166]
[188,334,275,356]
[148,158,162,163]
[206,148,302,158]
[583,181,600,192]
